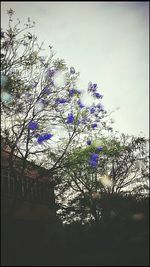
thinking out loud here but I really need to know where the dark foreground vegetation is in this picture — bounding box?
[1,196,149,266]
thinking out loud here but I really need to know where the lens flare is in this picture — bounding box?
[1,92,12,103]
[53,71,66,88]
[100,175,113,187]
[80,92,95,107]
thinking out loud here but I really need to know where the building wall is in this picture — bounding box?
[1,149,65,266]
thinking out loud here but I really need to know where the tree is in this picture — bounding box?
[1,9,113,180]
[1,9,114,218]
[56,134,149,224]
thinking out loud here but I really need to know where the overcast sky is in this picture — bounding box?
[1,1,149,137]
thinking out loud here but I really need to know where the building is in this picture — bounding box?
[1,143,64,266]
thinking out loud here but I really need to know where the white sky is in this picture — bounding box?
[1,1,149,137]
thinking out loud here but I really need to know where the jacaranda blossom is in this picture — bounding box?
[89,153,99,168]
[37,133,53,143]
[77,99,84,109]
[94,92,103,99]
[97,146,103,151]
[91,123,97,129]
[69,89,76,97]
[81,117,88,125]
[56,98,68,104]
[97,104,104,111]
[90,107,95,114]
[92,84,98,91]
[67,113,74,124]
[87,140,92,145]
[90,153,99,161]
[46,68,55,77]
[44,133,53,140]
[28,121,38,130]
[89,160,98,168]
[88,82,97,92]
[37,135,45,143]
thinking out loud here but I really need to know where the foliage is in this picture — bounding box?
[56,134,149,224]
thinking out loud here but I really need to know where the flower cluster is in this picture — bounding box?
[93,92,103,99]
[91,123,97,129]
[90,107,95,114]
[97,103,104,111]
[46,68,56,78]
[87,82,103,103]
[97,146,103,151]
[87,140,91,145]
[89,153,99,168]
[77,99,84,109]
[67,113,74,124]
[37,133,53,143]
[28,121,38,130]
[55,98,68,104]
[81,117,88,125]
[88,82,98,92]
[69,88,76,97]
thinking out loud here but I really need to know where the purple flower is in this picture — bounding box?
[37,135,45,143]
[89,153,99,168]
[81,117,87,124]
[90,153,99,161]
[94,92,103,99]
[44,133,53,140]
[67,113,74,124]
[69,89,76,97]
[87,140,91,145]
[89,160,98,168]
[28,121,38,130]
[56,98,68,104]
[97,146,103,151]
[97,104,104,111]
[88,82,97,92]
[46,68,55,78]
[77,99,84,109]
[42,86,51,95]
[91,123,97,129]
[92,84,97,91]
[90,107,95,114]
[37,133,53,143]
[70,67,75,74]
